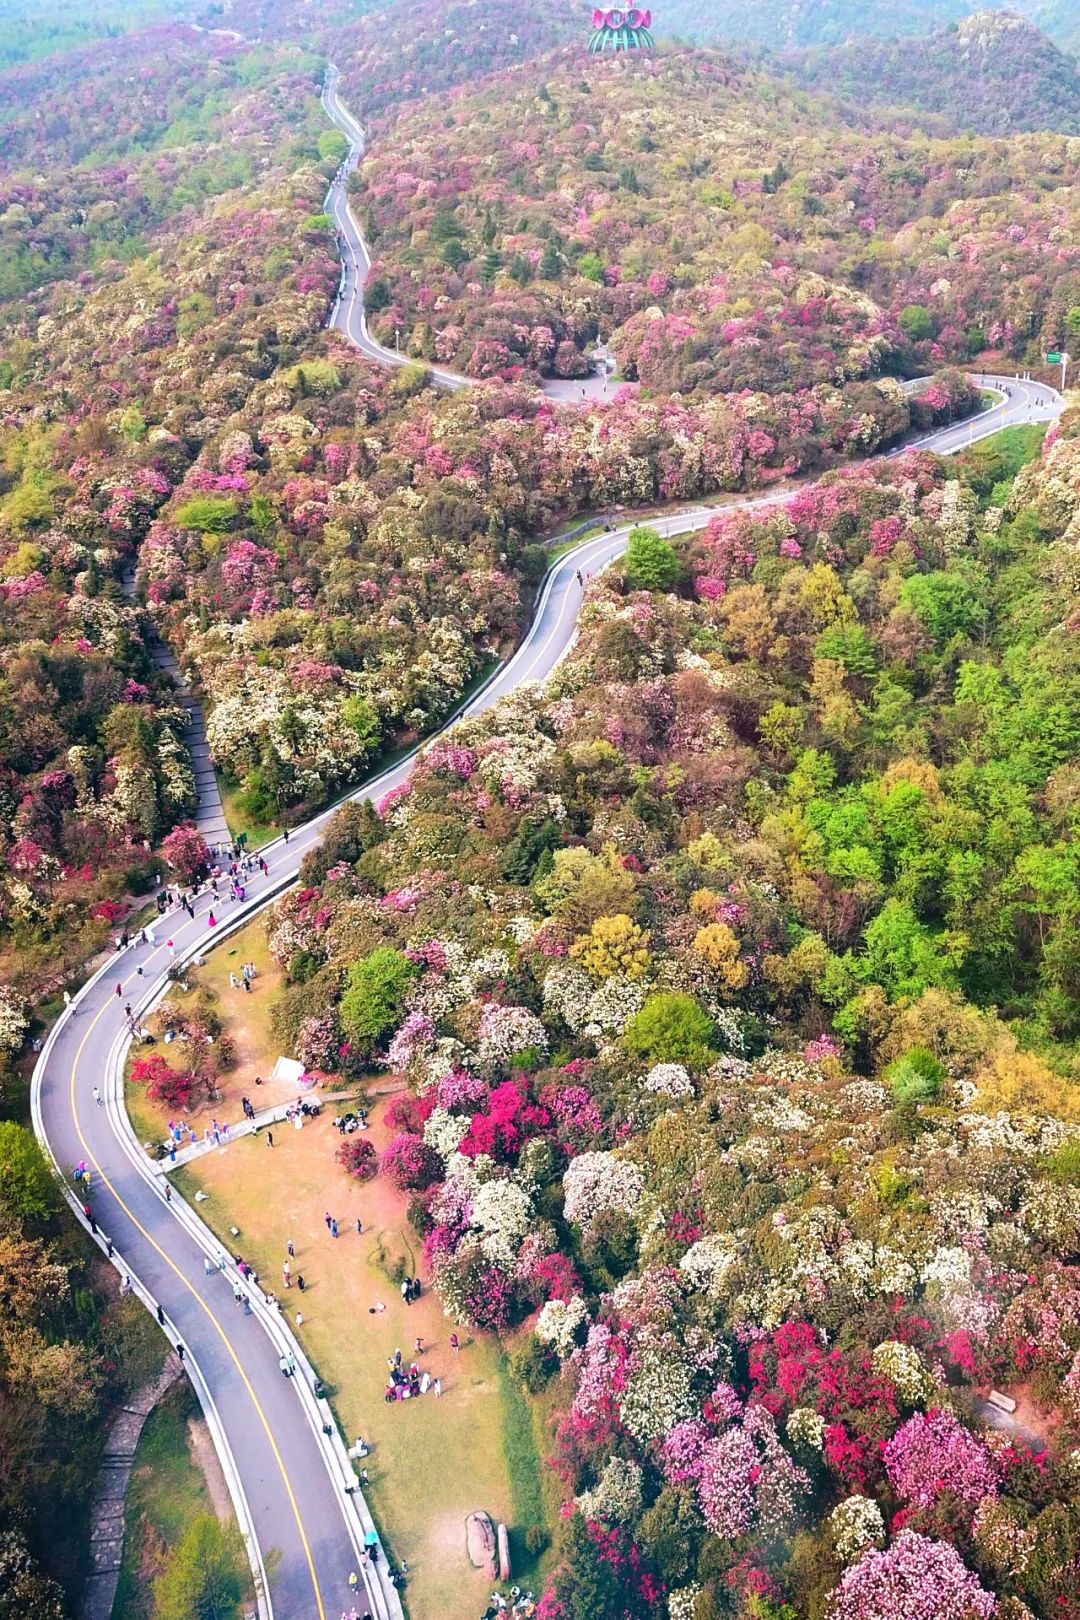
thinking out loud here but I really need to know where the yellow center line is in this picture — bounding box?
[67,991,329,1620]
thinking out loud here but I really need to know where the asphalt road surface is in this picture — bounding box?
[32,63,1067,1620]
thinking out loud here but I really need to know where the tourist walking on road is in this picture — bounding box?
[287,1238,295,1257]
[283,1262,291,1288]
[266,1130,274,1148]
[92,1086,102,1106]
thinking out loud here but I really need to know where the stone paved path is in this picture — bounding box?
[80,1355,185,1620]
[123,571,231,848]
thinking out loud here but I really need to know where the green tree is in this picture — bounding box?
[577,251,604,283]
[550,1514,626,1620]
[623,992,716,1068]
[340,695,381,753]
[152,1514,247,1620]
[898,303,936,342]
[539,240,561,280]
[638,1485,703,1585]
[317,129,348,163]
[857,899,962,999]
[624,526,680,592]
[173,495,237,534]
[899,572,979,645]
[0,1122,59,1230]
[339,948,416,1048]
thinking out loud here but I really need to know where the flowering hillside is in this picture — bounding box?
[265,412,1080,1617]
[786,11,1080,137]
[353,45,1080,386]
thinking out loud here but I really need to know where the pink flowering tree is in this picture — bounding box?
[828,1530,998,1620]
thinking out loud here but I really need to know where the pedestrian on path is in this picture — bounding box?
[296,1311,303,1326]
[63,990,75,1015]
[204,1256,214,1276]
[92,1086,102,1106]
[450,1333,460,1352]
[297,1274,306,1292]
[115,983,122,998]
[266,1130,274,1148]
[433,1377,442,1397]
[156,1304,165,1326]
[208,911,217,927]
[331,1218,339,1238]
[283,1262,292,1288]
[348,1573,359,1595]
[175,1343,185,1362]
[165,1186,172,1204]
[287,1239,295,1257]
[355,1218,362,1236]
[324,1211,333,1231]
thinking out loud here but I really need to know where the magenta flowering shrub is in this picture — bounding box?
[882,1409,999,1515]
[828,1529,998,1620]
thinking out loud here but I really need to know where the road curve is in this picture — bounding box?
[33,65,1067,1620]
[320,68,619,404]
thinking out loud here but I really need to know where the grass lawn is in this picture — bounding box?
[218,775,279,851]
[125,918,291,1152]
[171,1093,553,1620]
[111,1379,240,1620]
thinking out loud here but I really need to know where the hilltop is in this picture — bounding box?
[660,0,1080,52]
[786,11,1080,136]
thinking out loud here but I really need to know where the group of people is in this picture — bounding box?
[384,1341,441,1403]
[483,1589,537,1618]
[164,1115,234,1160]
[227,960,258,993]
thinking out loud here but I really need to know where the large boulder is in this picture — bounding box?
[465,1511,497,1579]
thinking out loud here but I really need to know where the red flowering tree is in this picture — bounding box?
[129,1054,199,1111]
[336,1137,378,1181]
[161,824,210,882]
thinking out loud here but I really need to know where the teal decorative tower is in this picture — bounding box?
[588,7,654,52]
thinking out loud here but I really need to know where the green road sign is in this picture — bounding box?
[1046,352,1062,364]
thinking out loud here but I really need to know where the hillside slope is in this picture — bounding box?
[786,11,1080,135]
[354,44,1080,386]
[660,0,1080,51]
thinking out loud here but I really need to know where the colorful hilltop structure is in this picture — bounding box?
[588,6,655,53]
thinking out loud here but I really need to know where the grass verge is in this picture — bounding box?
[110,1380,223,1620]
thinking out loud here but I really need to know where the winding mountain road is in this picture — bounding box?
[32,63,1067,1620]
